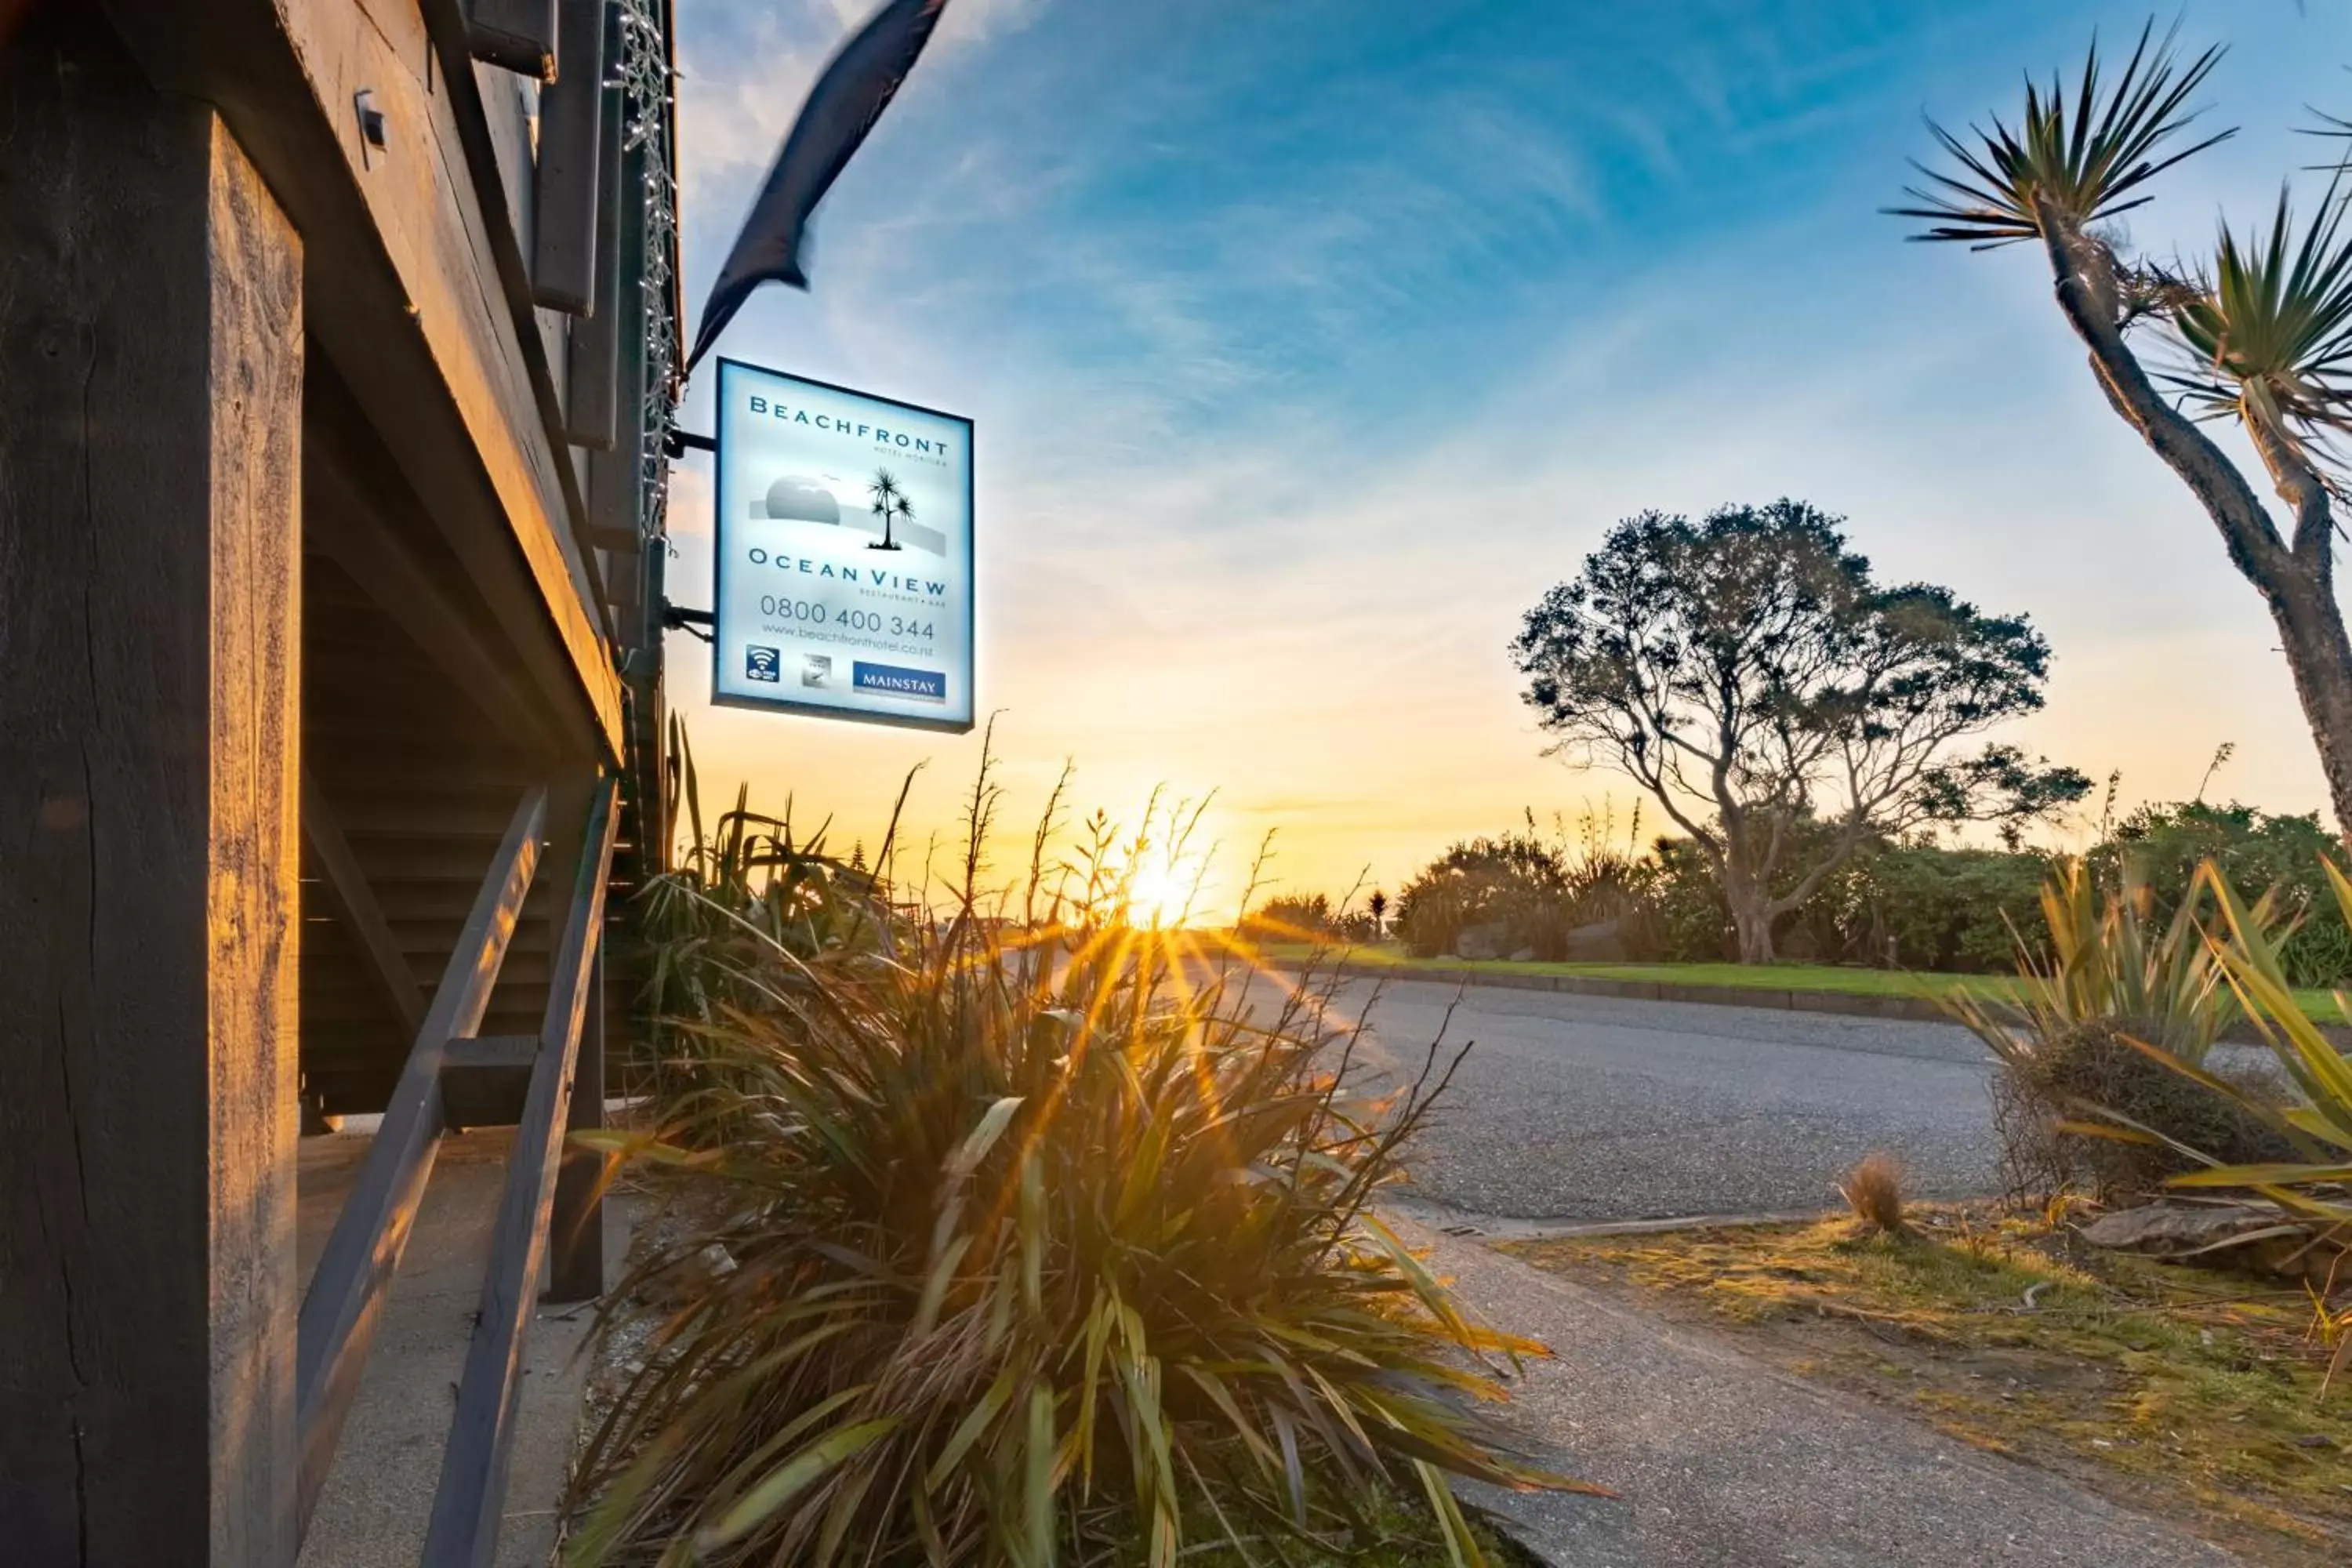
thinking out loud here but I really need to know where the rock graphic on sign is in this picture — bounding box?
[757,475,842,524]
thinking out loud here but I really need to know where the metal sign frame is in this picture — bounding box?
[708,358,976,735]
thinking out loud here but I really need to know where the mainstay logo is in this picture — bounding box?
[853,662,946,702]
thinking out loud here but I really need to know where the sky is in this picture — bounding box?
[661,0,2352,916]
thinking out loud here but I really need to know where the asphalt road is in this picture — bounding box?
[1268,975,2005,1221]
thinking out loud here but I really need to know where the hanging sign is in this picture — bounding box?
[710,359,975,732]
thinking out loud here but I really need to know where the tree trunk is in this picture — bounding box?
[2267,569,2352,839]
[2034,209,2352,840]
[1725,876,1777,964]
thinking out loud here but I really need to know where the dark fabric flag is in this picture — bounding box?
[684,0,951,372]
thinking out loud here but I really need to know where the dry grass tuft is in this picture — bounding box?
[1838,1150,1908,1236]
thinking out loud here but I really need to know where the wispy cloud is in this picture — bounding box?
[670,0,2352,897]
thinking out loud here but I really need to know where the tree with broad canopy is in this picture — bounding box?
[1511,499,2089,964]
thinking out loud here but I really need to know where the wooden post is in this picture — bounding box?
[532,0,609,315]
[0,8,303,1563]
[563,1,628,452]
[545,946,609,1301]
[545,777,609,1303]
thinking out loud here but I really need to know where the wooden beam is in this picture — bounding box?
[294,786,548,1538]
[439,1033,539,1127]
[425,779,619,1564]
[468,0,558,79]
[445,1034,543,1070]
[583,136,650,557]
[302,771,428,1042]
[564,8,628,451]
[304,365,565,758]
[0,10,304,1560]
[419,0,617,637]
[99,0,626,758]
[532,0,608,314]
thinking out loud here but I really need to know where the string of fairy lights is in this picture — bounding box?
[614,0,680,550]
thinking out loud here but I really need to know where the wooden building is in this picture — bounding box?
[1,0,681,1559]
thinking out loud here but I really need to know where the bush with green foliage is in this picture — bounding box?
[1637,829,2045,971]
[1392,811,1657,960]
[2090,800,2352,988]
[1393,831,1573,959]
[1540,800,2343,982]
[572,762,1587,1566]
[1628,822,2034,970]
[1380,794,2352,985]
[1810,844,2053,973]
[1644,836,1732,962]
[1240,891,1335,940]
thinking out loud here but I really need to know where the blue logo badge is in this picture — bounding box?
[745,645,781,683]
[853,661,946,702]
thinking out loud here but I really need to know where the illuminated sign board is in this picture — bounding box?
[710,359,975,732]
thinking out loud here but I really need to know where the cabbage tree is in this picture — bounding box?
[1893,20,2352,839]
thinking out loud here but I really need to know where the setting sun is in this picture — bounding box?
[1123,858,1199,928]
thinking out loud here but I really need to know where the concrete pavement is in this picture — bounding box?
[296,1128,623,1568]
[1394,1215,2243,1566]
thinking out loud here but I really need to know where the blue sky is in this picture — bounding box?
[665,0,2352,905]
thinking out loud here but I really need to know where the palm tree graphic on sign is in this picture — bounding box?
[866,468,909,552]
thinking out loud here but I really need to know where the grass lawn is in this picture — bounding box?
[1508,1206,2352,1566]
[1258,940,2350,1023]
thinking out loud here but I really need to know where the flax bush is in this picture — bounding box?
[1947,860,2294,1201]
[568,758,1586,1566]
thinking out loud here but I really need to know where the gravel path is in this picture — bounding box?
[1259,974,2004,1221]
[1389,1214,2243,1566]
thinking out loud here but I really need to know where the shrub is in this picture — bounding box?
[1989,1019,2296,1202]
[569,771,1589,1565]
[1645,837,1733,961]
[1239,891,1334,942]
[2154,864,2352,1283]
[1394,795,2352,980]
[1394,808,1658,960]
[1949,860,2289,1202]
[1650,804,2346,979]
[1393,830,1572,959]
[2091,800,2352,987]
[632,717,902,1103]
[1821,844,2052,973]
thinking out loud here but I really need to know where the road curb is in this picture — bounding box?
[1304,956,2348,1047]
[1381,1194,1838,1243]
[1312,957,1957,1023]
